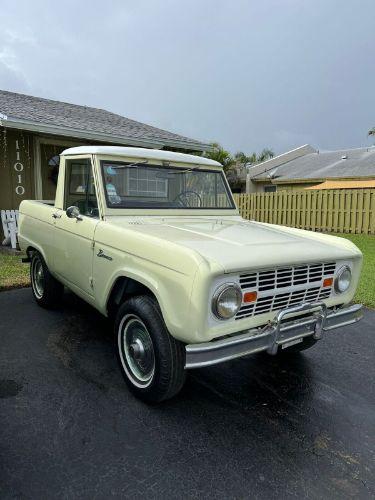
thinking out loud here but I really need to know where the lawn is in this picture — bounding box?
[0,234,374,307]
[333,233,375,309]
[0,251,30,291]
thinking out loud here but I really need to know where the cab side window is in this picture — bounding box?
[65,159,99,218]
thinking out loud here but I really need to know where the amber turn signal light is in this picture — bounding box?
[243,291,258,303]
[323,277,333,288]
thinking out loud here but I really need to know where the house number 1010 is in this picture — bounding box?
[14,140,25,196]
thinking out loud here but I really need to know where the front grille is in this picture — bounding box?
[239,262,336,291]
[236,262,336,320]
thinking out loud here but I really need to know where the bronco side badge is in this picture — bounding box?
[97,249,113,261]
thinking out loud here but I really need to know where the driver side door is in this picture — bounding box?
[52,157,99,297]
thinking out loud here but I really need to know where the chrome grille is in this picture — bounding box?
[239,262,336,291]
[236,262,336,320]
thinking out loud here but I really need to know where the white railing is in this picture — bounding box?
[1,210,19,249]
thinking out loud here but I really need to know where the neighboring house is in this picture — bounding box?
[0,90,210,214]
[246,144,375,193]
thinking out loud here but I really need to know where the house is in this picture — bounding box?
[0,90,210,214]
[246,144,375,193]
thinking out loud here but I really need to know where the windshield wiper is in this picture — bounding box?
[111,160,149,169]
[109,161,200,181]
[167,167,198,174]
[156,167,199,178]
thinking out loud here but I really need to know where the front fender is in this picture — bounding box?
[93,246,199,343]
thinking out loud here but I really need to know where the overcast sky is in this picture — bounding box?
[1,0,374,154]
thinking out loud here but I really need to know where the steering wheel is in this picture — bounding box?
[174,190,202,207]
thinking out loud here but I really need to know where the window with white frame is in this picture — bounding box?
[127,167,168,198]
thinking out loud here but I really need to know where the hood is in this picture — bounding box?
[107,216,361,273]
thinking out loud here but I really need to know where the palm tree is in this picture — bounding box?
[257,148,274,163]
[204,142,235,171]
[235,149,274,166]
[234,151,247,164]
[368,127,375,137]
[234,151,256,165]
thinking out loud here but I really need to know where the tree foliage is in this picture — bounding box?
[202,143,274,170]
[234,148,274,166]
[203,142,235,171]
[197,143,274,190]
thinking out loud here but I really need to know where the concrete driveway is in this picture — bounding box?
[0,288,374,499]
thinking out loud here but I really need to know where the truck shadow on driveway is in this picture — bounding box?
[55,290,316,411]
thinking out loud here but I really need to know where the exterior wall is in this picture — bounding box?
[0,127,34,211]
[246,179,274,193]
[0,127,87,212]
[0,127,88,239]
[249,180,374,192]
[275,182,318,191]
[246,177,375,194]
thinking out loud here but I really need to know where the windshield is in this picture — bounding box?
[101,161,235,209]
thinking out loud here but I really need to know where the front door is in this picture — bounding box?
[40,143,72,200]
[53,157,99,296]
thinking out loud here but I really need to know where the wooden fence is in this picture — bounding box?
[233,189,375,234]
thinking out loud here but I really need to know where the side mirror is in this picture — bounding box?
[66,206,83,221]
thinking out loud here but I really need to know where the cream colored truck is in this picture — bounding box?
[18,146,363,402]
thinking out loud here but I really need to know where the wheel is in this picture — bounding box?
[30,251,64,308]
[276,336,318,355]
[115,295,186,403]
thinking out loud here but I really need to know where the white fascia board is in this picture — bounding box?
[1,116,210,152]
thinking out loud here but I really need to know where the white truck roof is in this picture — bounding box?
[61,146,222,167]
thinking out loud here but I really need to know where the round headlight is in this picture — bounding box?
[212,283,242,320]
[334,265,352,293]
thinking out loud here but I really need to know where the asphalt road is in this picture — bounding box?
[0,288,374,499]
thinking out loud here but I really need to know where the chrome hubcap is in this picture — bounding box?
[122,317,155,386]
[32,259,44,298]
[129,338,146,359]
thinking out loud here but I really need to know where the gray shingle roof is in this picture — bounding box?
[251,146,375,180]
[0,89,208,151]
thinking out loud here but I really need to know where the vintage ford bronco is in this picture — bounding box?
[18,146,363,402]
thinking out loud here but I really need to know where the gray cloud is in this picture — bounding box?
[0,0,374,154]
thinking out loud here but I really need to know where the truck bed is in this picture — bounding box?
[18,200,57,266]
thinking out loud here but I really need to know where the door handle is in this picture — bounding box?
[52,212,62,219]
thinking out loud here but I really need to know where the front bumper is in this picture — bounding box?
[185,302,363,369]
